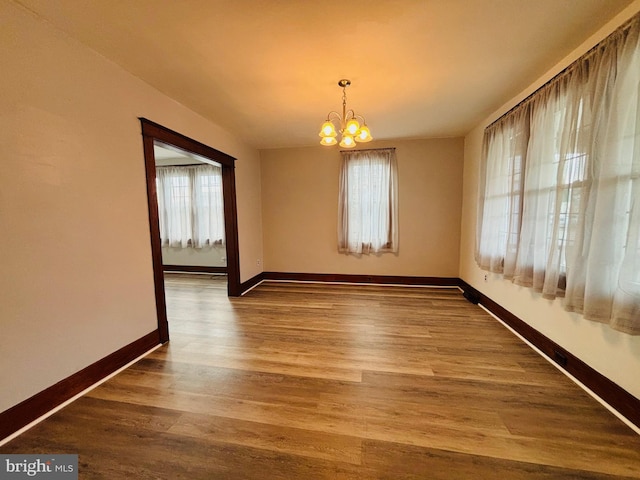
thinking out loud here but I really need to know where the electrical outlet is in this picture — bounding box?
[553,350,568,367]
[257,259,261,267]
[484,274,488,282]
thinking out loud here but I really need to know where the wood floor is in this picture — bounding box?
[3,274,640,479]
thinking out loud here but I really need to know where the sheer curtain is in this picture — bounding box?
[338,148,398,254]
[477,13,640,334]
[157,166,191,248]
[569,19,640,332]
[192,165,225,247]
[513,82,575,295]
[156,164,225,248]
[476,107,529,276]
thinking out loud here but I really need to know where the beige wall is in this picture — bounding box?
[161,246,227,267]
[261,138,463,277]
[0,0,262,413]
[459,1,640,399]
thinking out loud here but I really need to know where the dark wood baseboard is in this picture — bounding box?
[240,272,265,294]
[262,271,459,286]
[458,280,640,429]
[163,265,227,274]
[0,330,160,440]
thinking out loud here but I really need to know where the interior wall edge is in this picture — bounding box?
[240,272,266,294]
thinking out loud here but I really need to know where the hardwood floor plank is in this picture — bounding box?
[148,347,365,382]
[167,412,363,465]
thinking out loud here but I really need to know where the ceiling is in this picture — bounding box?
[14,0,634,149]
[154,143,219,167]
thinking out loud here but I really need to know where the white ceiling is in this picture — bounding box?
[154,143,220,167]
[153,145,188,162]
[15,0,634,149]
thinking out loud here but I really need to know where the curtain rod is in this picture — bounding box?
[156,163,203,167]
[156,163,220,167]
[339,147,396,153]
[486,11,639,131]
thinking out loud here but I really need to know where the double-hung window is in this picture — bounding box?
[338,148,398,254]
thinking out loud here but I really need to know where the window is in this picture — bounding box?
[156,164,225,248]
[476,13,640,335]
[338,148,398,254]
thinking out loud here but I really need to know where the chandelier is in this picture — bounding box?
[318,79,373,148]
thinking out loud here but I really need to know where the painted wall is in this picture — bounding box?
[459,1,640,399]
[0,0,262,413]
[261,138,463,277]
[162,246,226,267]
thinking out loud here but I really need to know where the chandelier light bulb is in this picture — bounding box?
[320,136,338,146]
[356,125,372,142]
[319,121,337,138]
[345,118,360,135]
[339,134,356,148]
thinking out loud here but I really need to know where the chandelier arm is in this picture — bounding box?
[326,111,342,122]
[326,110,345,131]
[345,109,356,121]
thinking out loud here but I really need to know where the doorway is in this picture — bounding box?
[140,118,241,343]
